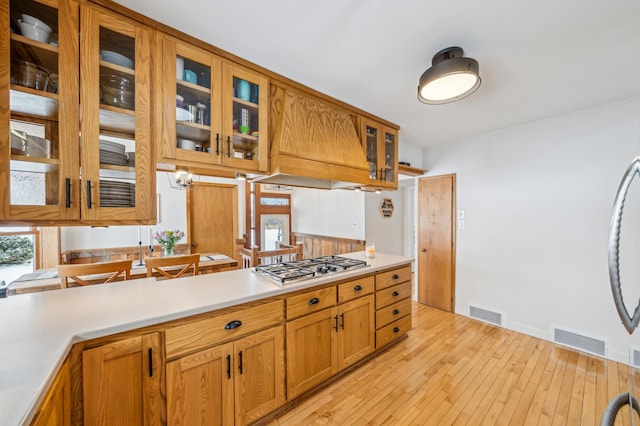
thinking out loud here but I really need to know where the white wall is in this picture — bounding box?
[422,96,640,362]
[364,190,404,256]
[61,172,245,251]
[291,188,365,240]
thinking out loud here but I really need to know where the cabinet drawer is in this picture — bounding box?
[376,281,411,310]
[286,286,337,320]
[337,276,374,303]
[376,298,412,329]
[375,266,411,290]
[376,314,412,348]
[166,300,284,359]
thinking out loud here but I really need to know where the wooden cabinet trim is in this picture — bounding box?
[337,276,374,304]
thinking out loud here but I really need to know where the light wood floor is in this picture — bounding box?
[269,302,640,425]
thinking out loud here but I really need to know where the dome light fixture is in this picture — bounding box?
[418,46,481,104]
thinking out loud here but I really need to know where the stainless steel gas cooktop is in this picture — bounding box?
[253,255,368,285]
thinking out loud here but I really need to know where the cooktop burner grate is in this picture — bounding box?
[253,255,368,285]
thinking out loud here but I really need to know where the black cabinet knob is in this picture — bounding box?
[224,320,242,329]
[393,327,400,333]
[392,274,399,280]
[354,285,363,292]
[392,291,399,297]
[308,297,320,305]
[392,309,400,315]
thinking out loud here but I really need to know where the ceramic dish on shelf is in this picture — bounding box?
[176,107,193,122]
[21,14,52,33]
[100,50,134,69]
[18,20,51,43]
[177,138,196,150]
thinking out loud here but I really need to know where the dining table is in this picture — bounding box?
[6,253,239,296]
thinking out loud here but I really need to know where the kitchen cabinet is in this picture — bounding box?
[286,278,375,398]
[82,332,162,425]
[0,0,155,224]
[166,326,285,426]
[375,266,412,348]
[1,0,80,222]
[79,3,155,222]
[30,358,71,426]
[361,117,398,190]
[159,34,268,173]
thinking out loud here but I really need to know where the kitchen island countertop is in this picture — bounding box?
[0,252,412,426]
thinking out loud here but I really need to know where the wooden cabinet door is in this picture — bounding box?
[221,62,269,172]
[79,4,155,223]
[337,294,375,371]
[286,307,338,399]
[82,332,162,426]
[166,342,234,426]
[360,118,398,189]
[31,358,71,426]
[234,326,285,425]
[2,0,81,222]
[159,34,223,166]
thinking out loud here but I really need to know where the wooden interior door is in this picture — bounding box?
[187,183,238,257]
[417,174,456,312]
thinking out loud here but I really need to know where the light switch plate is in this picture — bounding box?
[457,210,465,220]
[458,220,466,230]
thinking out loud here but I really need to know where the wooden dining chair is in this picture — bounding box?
[57,259,133,288]
[144,254,200,280]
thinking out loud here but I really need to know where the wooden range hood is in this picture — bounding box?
[254,86,371,189]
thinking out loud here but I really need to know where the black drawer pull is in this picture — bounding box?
[308,297,320,305]
[393,309,400,315]
[224,320,242,329]
[392,274,400,280]
[226,354,231,379]
[392,291,400,297]
[354,285,363,292]
[393,327,400,333]
[238,350,243,374]
[86,180,92,209]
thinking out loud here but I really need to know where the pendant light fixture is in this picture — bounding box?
[418,46,481,104]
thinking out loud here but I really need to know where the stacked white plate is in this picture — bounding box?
[99,139,128,166]
[100,180,135,207]
[100,50,134,69]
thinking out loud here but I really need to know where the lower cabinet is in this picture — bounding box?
[375,266,413,348]
[166,325,285,426]
[82,332,163,425]
[31,358,71,426]
[286,286,375,399]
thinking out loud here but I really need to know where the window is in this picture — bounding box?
[0,226,37,284]
[245,183,291,249]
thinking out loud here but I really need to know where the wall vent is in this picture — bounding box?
[633,349,640,368]
[469,306,503,326]
[553,328,606,357]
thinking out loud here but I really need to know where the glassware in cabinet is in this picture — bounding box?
[361,118,398,188]
[79,4,154,223]
[2,0,80,222]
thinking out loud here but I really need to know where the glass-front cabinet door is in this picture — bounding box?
[160,35,222,166]
[221,62,268,172]
[79,4,154,222]
[362,118,398,188]
[1,0,80,222]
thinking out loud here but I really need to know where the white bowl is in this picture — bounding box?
[177,139,196,150]
[176,107,193,122]
[21,14,52,33]
[100,50,134,69]
[18,21,51,43]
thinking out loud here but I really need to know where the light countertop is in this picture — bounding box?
[0,252,412,426]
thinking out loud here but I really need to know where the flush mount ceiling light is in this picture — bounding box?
[418,46,481,104]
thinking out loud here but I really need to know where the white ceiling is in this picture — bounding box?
[115,0,640,148]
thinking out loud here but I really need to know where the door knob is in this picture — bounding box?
[191,242,198,247]
[421,248,426,253]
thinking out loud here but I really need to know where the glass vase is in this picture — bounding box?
[163,245,174,257]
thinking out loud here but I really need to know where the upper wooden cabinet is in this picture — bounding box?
[79,3,155,222]
[159,34,268,173]
[361,117,398,190]
[1,0,80,222]
[0,0,155,224]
